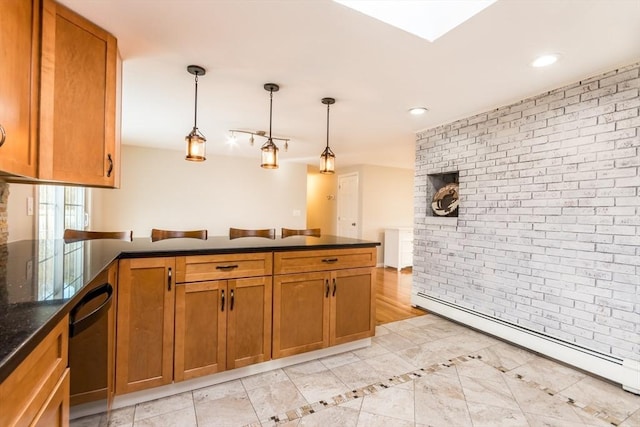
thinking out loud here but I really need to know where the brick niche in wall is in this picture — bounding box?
[413,63,639,363]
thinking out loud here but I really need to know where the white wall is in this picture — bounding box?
[306,165,337,234]
[340,164,414,263]
[7,183,35,242]
[92,145,308,237]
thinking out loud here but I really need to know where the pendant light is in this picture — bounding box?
[261,83,280,169]
[185,65,206,161]
[319,97,336,174]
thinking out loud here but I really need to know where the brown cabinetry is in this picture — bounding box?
[174,254,272,381]
[272,248,376,358]
[39,0,120,187]
[69,262,118,407]
[0,315,69,427]
[0,0,121,188]
[0,0,40,178]
[115,258,175,395]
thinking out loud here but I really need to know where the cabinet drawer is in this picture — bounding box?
[0,315,69,427]
[274,247,376,275]
[176,252,273,282]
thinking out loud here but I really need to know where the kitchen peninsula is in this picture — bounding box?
[0,235,379,425]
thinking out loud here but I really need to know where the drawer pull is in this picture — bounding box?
[221,289,225,312]
[0,124,5,147]
[168,267,172,291]
[321,258,338,264]
[325,279,330,298]
[332,278,337,297]
[107,153,114,177]
[230,289,235,311]
[216,264,239,271]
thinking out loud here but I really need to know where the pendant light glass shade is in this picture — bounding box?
[261,138,279,168]
[261,83,280,169]
[319,97,336,174]
[185,65,206,162]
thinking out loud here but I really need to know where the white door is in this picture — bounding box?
[337,173,359,238]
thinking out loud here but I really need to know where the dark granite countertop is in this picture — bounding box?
[0,235,379,383]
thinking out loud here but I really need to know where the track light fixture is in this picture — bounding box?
[227,129,290,150]
[184,65,207,161]
[320,97,336,174]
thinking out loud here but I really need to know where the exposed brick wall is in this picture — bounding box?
[414,63,639,362]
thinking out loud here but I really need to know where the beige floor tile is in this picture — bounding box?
[297,405,359,427]
[395,326,435,345]
[283,360,327,380]
[619,407,640,427]
[510,355,586,392]
[133,392,193,422]
[133,406,197,427]
[330,360,384,390]
[195,391,259,427]
[351,341,390,359]
[359,384,415,422]
[414,367,466,401]
[70,413,107,427]
[466,401,529,427]
[356,410,414,427]
[415,386,473,427]
[459,375,520,411]
[241,368,289,391]
[290,369,348,403]
[246,380,308,421]
[319,351,361,370]
[107,406,135,427]
[382,319,417,333]
[193,379,245,402]
[504,375,583,423]
[362,351,418,378]
[340,396,364,411]
[475,340,537,371]
[456,358,509,383]
[374,325,391,336]
[524,412,603,427]
[560,375,640,422]
[372,332,415,352]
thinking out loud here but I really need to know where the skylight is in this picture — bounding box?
[334,0,497,42]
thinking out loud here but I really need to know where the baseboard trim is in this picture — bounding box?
[412,293,639,394]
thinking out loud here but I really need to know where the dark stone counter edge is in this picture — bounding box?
[0,240,380,383]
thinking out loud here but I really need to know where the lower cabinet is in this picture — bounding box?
[0,315,69,427]
[273,267,375,358]
[174,276,272,381]
[115,257,175,395]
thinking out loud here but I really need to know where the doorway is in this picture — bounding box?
[337,172,359,238]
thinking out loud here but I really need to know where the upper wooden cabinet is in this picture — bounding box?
[0,0,40,178]
[0,0,121,188]
[39,0,121,188]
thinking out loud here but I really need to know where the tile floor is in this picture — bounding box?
[72,314,640,427]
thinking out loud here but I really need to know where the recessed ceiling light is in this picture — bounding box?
[409,107,428,115]
[333,0,496,42]
[532,54,560,68]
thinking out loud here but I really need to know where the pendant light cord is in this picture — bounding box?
[193,73,199,130]
[326,102,330,149]
[268,88,273,140]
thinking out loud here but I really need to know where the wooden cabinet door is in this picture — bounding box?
[69,263,117,406]
[272,272,330,358]
[174,281,226,381]
[32,369,70,427]
[39,0,119,187]
[116,258,175,395]
[227,277,272,369]
[330,267,376,346]
[0,0,39,178]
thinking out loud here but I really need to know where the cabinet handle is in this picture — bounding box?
[167,267,172,291]
[107,154,113,177]
[216,265,239,271]
[230,289,235,311]
[332,278,337,297]
[221,289,225,312]
[325,279,330,298]
[0,124,5,147]
[321,258,338,264]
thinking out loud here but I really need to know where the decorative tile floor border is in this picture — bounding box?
[247,353,629,426]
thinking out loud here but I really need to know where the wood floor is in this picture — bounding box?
[374,266,427,325]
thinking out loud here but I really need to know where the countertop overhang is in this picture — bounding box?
[0,235,380,382]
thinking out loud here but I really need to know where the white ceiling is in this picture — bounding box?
[59,0,640,170]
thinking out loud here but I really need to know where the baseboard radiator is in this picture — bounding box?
[413,292,639,395]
